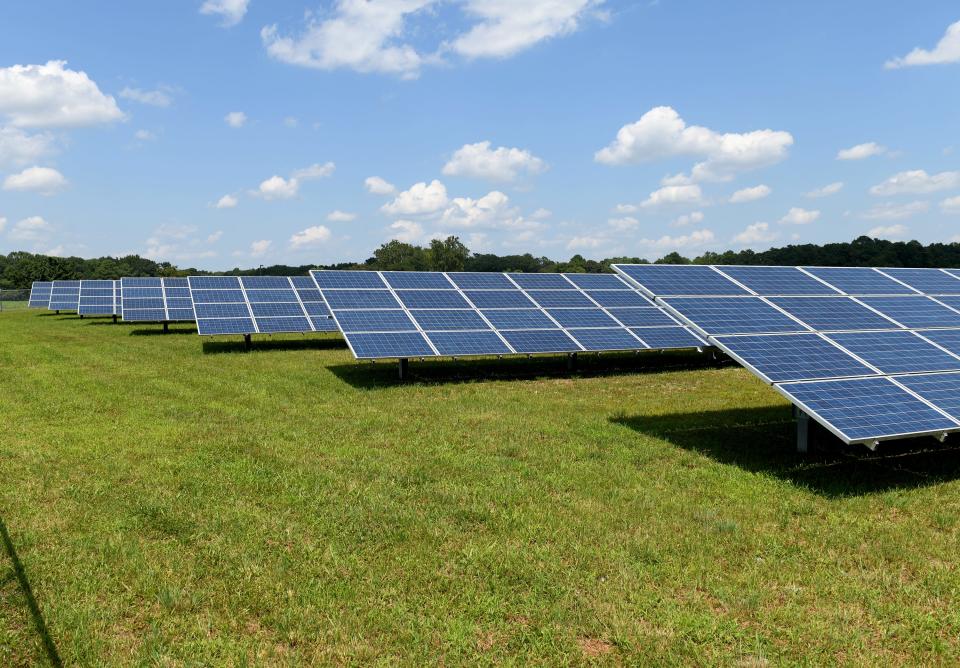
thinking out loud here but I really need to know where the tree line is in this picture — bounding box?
[3,235,960,290]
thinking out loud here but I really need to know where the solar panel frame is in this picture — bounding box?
[856,296,960,329]
[28,281,53,308]
[121,277,197,322]
[713,265,842,296]
[48,280,81,311]
[78,280,119,316]
[799,266,919,296]
[877,268,960,295]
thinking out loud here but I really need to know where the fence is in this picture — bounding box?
[0,289,31,311]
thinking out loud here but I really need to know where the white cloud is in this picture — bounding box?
[442,141,546,182]
[942,195,960,214]
[0,217,5,233]
[438,191,513,228]
[250,239,272,256]
[594,106,793,182]
[381,179,449,215]
[0,127,54,167]
[641,183,702,208]
[672,211,704,227]
[9,215,51,241]
[806,181,844,198]
[200,0,250,27]
[870,169,960,196]
[607,216,638,230]
[729,184,771,203]
[614,203,638,214]
[207,230,223,243]
[327,210,356,222]
[449,0,602,59]
[530,207,552,220]
[867,224,909,239]
[225,111,247,128]
[292,162,335,180]
[733,221,777,245]
[254,162,335,200]
[3,166,67,195]
[566,235,605,251]
[861,200,929,220]
[145,224,219,261]
[119,86,173,107]
[885,20,960,68]
[365,175,397,195]
[641,229,715,250]
[215,194,238,209]
[0,61,124,128]
[779,207,820,225]
[836,142,886,160]
[289,225,332,248]
[388,220,425,243]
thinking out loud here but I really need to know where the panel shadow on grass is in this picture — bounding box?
[613,406,960,497]
[201,335,346,354]
[129,326,197,336]
[328,349,722,389]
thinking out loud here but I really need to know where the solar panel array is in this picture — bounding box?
[78,280,121,316]
[120,277,195,322]
[311,270,704,360]
[28,281,52,308]
[188,275,336,335]
[48,280,81,311]
[613,264,960,444]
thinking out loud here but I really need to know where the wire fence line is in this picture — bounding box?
[0,289,30,311]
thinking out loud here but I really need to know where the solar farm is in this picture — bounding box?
[6,266,960,663]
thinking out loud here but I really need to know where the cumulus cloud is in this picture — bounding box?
[200,0,250,27]
[9,215,52,241]
[672,211,704,227]
[942,195,960,214]
[293,162,335,180]
[806,181,844,198]
[867,224,909,239]
[145,224,219,261]
[885,20,960,68]
[327,210,356,222]
[439,191,514,228]
[2,166,67,195]
[729,184,771,203]
[381,179,449,215]
[607,216,638,230]
[733,222,777,244]
[641,229,715,250]
[594,106,793,182]
[0,61,124,128]
[254,162,335,200]
[289,225,332,248]
[119,86,173,107]
[365,175,397,195]
[836,142,887,160]
[0,127,55,167]
[215,194,238,209]
[250,239,272,256]
[614,203,638,214]
[779,207,820,225]
[388,220,425,243]
[870,169,960,196]
[442,141,546,182]
[861,200,929,220]
[530,207,551,220]
[566,235,605,251]
[641,183,702,208]
[225,111,247,128]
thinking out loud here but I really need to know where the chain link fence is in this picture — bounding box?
[0,289,31,311]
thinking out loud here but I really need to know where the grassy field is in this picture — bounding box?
[3,309,960,665]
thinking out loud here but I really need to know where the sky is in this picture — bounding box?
[0,1,958,269]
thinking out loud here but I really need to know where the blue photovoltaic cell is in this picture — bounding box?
[562,273,630,289]
[241,276,291,289]
[49,281,81,310]
[524,290,594,308]
[858,296,960,329]
[191,289,245,303]
[629,327,704,349]
[382,271,453,289]
[546,308,619,328]
[715,266,840,296]
[256,316,311,333]
[767,296,898,331]
[194,303,249,318]
[446,272,514,289]
[916,329,960,356]
[801,267,917,295]
[481,309,556,330]
[426,331,512,356]
[302,302,332,317]
[290,275,318,289]
[166,298,193,310]
[585,290,651,307]
[826,330,960,374]
[312,271,386,289]
[123,287,162,298]
[613,264,748,296]
[410,309,490,331]
[568,328,644,351]
[189,276,239,289]
[334,310,416,332]
[714,333,876,382]
[507,273,571,289]
[895,373,960,421]
[28,282,53,308]
[662,297,806,335]
[126,308,166,321]
[249,302,305,317]
[78,280,119,315]
[395,290,470,309]
[778,377,958,442]
[349,332,436,358]
[196,317,255,335]
[243,289,298,301]
[935,296,960,312]
[122,278,157,287]
[463,290,535,308]
[324,290,400,309]
[880,268,960,295]
[168,308,196,321]
[500,329,581,353]
[607,307,678,327]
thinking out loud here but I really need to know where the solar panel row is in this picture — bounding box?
[48,280,81,311]
[28,281,53,308]
[120,277,195,322]
[78,280,121,316]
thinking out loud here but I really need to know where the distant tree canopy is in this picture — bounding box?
[3,235,960,289]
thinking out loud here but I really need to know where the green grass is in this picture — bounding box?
[3,310,960,665]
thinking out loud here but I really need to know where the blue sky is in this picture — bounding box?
[1,1,958,269]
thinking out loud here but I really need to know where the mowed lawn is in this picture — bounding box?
[3,310,960,665]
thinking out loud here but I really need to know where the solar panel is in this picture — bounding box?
[767,296,899,331]
[714,333,877,383]
[915,329,960,356]
[630,326,706,349]
[78,280,119,316]
[613,264,749,296]
[661,297,807,335]
[49,280,81,311]
[878,268,960,295]
[312,270,704,360]
[28,281,52,308]
[895,373,960,421]
[777,377,959,443]
[188,276,335,335]
[121,277,196,322]
[825,330,960,374]
[857,296,960,329]
[800,267,918,295]
[714,266,840,296]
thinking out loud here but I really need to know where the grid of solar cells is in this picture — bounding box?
[312,270,704,359]
[115,281,122,318]
[188,276,334,335]
[766,296,899,331]
[78,280,118,315]
[800,267,918,295]
[857,296,960,329]
[825,330,960,374]
[714,266,840,295]
[613,264,749,296]
[777,377,959,443]
[121,277,196,322]
[895,373,960,421]
[713,333,877,383]
[917,329,960,356]
[661,297,808,335]
[878,268,960,295]
[28,281,52,308]
[49,281,81,311]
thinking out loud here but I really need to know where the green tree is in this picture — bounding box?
[370,240,429,271]
[427,236,470,271]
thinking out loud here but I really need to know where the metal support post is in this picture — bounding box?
[797,410,810,454]
[398,358,409,381]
